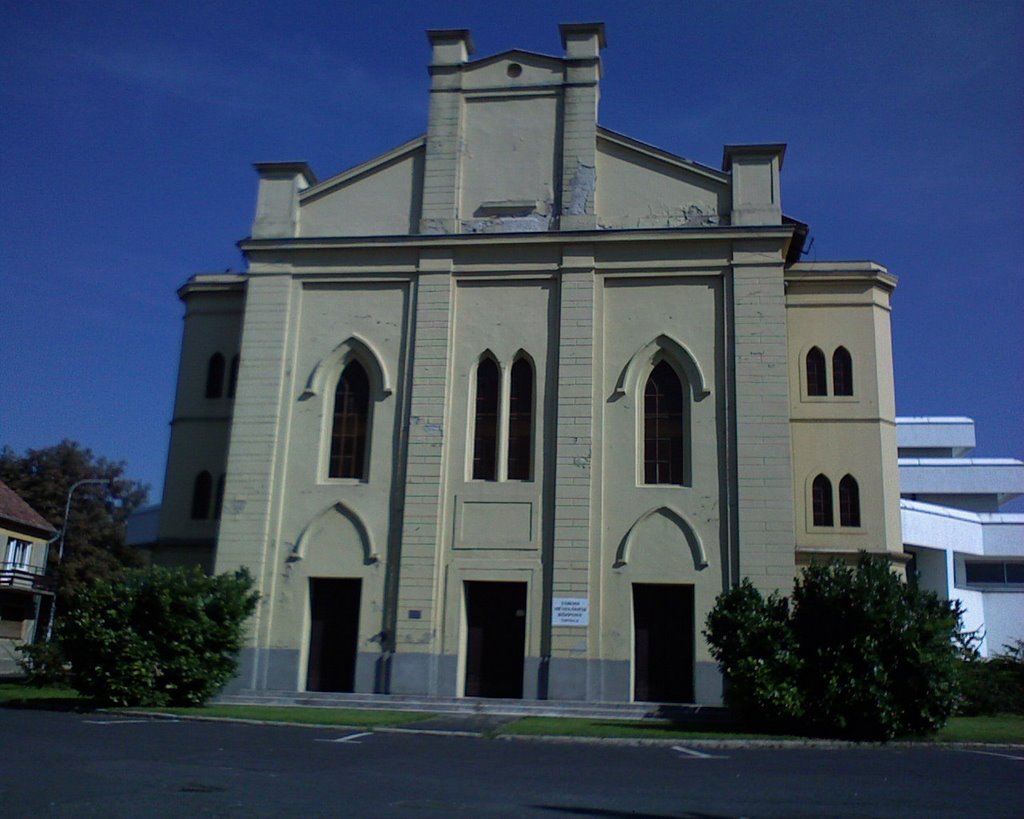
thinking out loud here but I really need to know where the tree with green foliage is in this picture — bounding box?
[56,566,259,707]
[0,440,148,600]
[704,553,964,741]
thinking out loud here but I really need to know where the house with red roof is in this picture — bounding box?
[0,480,57,674]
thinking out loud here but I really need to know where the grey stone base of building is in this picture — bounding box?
[224,648,722,705]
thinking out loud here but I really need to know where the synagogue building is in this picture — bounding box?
[149,24,903,703]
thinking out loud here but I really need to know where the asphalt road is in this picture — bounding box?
[1,709,1021,818]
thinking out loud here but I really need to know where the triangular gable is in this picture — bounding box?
[462,49,564,90]
[596,128,731,229]
[298,136,426,237]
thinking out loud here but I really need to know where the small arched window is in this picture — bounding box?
[472,357,500,481]
[507,357,533,481]
[806,347,827,396]
[839,474,860,527]
[191,471,213,520]
[227,354,240,399]
[205,353,225,398]
[812,474,833,527]
[328,360,370,479]
[832,347,853,396]
[214,473,226,520]
[644,361,685,485]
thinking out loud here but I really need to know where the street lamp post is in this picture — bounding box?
[44,478,112,642]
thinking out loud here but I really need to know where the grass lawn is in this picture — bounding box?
[127,704,437,728]
[2,681,1021,743]
[933,715,1024,744]
[0,682,84,706]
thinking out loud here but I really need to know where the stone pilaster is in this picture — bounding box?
[547,245,596,698]
[419,30,472,234]
[558,24,605,231]
[390,250,454,694]
[214,274,295,690]
[731,244,796,593]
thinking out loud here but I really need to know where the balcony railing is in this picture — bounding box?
[0,562,56,594]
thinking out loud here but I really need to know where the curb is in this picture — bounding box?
[106,709,1024,751]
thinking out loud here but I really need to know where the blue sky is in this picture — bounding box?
[2,1,1022,502]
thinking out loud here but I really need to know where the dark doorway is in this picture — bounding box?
[464,581,527,698]
[633,583,694,703]
[307,578,361,692]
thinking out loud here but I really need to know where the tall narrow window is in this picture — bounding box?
[227,354,240,399]
[329,361,370,479]
[191,471,213,520]
[812,474,833,526]
[472,358,500,481]
[832,347,853,396]
[644,361,685,485]
[806,347,827,396]
[839,474,860,527]
[205,353,225,398]
[214,473,226,520]
[507,357,533,481]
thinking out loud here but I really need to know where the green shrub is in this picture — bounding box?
[791,556,961,740]
[703,579,802,729]
[957,640,1024,716]
[16,640,70,687]
[704,554,964,741]
[57,566,258,707]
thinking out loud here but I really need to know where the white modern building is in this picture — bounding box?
[899,417,1024,656]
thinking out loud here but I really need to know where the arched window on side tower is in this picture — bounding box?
[191,471,212,520]
[472,357,500,481]
[839,474,860,527]
[205,353,225,398]
[812,474,833,526]
[328,360,370,479]
[644,361,685,485]
[806,347,827,396]
[507,356,534,481]
[832,347,853,396]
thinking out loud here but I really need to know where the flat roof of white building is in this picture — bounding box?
[896,416,976,456]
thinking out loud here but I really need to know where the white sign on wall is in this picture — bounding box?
[552,597,589,626]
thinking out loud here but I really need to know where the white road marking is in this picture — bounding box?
[961,749,1024,761]
[672,745,728,759]
[316,731,372,744]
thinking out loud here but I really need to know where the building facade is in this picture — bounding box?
[150,24,904,702]
[0,480,56,674]
[899,417,1024,656]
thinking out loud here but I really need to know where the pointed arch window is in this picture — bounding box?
[644,361,685,485]
[329,360,370,479]
[227,354,240,399]
[812,474,833,527]
[806,347,827,396]
[507,356,534,481]
[205,353,225,398]
[832,347,853,396]
[472,357,500,481]
[191,471,213,520]
[839,474,860,527]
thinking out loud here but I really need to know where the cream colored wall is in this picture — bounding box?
[438,276,556,671]
[259,279,411,687]
[595,138,728,229]
[299,148,425,237]
[159,283,244,545]
[460,94,560,224]
[598,273,725,670]
[786,266,902,562]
